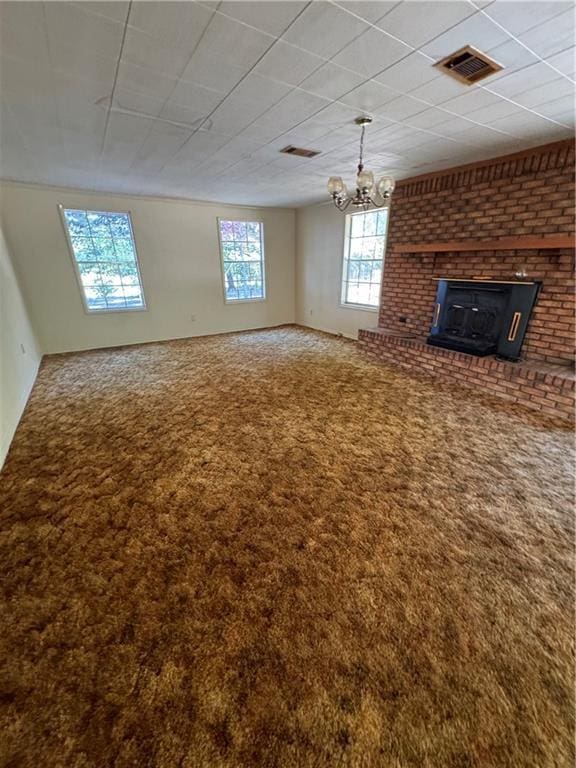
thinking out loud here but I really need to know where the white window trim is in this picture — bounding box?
[58,205,148,315]
[339,209,388,312]
[217,217,267,304]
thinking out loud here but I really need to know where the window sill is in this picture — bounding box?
[224,298,266,305]
[85,306,147,315]
[339,303,379,312]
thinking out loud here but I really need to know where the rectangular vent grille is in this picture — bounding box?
[280,145,320,158]
[434,45,502,85]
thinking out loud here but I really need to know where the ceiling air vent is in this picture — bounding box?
[434,45,502,85]
[280,145,320,158]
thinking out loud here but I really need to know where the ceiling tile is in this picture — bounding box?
[545,48,576,79]
[161,132,234,172]
[208,97,266,135]
[486,111,572,141]
[420,11,510,61]
[100,112,154,170]
[228,73,293,112]
[127,2,215,49]
[304,101,361,129]
[44,2,125,59]
[408,74,469,105]
[464,98,525,125]
[217,1,308,36]
[235,122,287,144]
[405,107,459,129]
[259,90,332,132]
[374,51,439,92]
[0,2,50,63]
[122,28,192,79]
[113,88,167,121]
[132,124,192,174]
[485,61,566,100]
[60,128,103,170]
[375,1,477,48]
[116,62,179,101]
[339,81,399,111]
[192,14,274,70]
[518,8,576,58]
[168,80,225,115]
[509,77,574,110]
[335,1,401,24]
[373,95,426,121]
[0,52,53,98]
[71,2,129,23]
[160,101,218,129]
[283,3,370,59]
[254,41,326,86]
[481,1,571,37]
[438,89,511,116]
[180,50,248,93]
[50,45,118,86]
[52,73,110,132]
[4,99,63,153]
[299,62,365,100]
[425,116,511,143]
[332,27,412,79]
[534,95,575,124]
[482,40,540,82]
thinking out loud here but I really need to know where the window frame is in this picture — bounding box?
[339,209,388,312]
[58,204,148,315]
[217,217,267,305]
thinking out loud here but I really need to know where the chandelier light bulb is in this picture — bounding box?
[377,176,396,197]
[327,176,345,196]
[357,169,374,191]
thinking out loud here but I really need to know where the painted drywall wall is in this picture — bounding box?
[0,219,42,467]
[0,183,296,353]
[296,203,378,339]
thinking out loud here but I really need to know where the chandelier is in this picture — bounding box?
[327,116,395,212]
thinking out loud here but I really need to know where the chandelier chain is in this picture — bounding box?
[358,124,365,170]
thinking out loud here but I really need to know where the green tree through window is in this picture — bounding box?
[341,210,388,308]
[219,220,265,302]
[62,208,146,312]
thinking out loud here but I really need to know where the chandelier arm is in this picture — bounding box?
[333,196,352,212]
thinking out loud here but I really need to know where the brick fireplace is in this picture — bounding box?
[359,140,575,421]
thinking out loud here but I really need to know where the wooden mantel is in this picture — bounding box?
[393,235,575,254]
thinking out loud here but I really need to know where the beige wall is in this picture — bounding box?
[295,203,378,339]
[0,183,296,354]
[0,218,42,467]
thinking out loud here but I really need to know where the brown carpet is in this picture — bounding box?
[0,326,574,768]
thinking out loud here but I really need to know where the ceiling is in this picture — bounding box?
[0,0,574,207]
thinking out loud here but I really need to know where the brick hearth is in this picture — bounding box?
[359,140,575,421]
[359,328,574,421]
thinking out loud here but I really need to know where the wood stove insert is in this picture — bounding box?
[427,279,541,361]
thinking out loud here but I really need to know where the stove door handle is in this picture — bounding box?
[507,311,522,342]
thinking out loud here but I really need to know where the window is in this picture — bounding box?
[218,219,265,302]
[61,207,146,312]
[341,209,388,309]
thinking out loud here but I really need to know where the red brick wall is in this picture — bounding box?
[379,140,575,365]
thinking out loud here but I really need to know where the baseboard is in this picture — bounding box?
[0,356,42,470]
[294,321,358,341]
[44,322,296,356]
